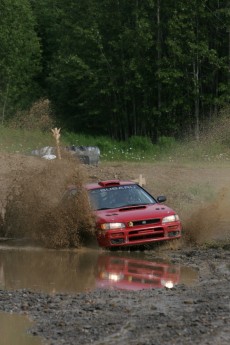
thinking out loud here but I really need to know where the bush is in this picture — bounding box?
[157,136,176,148]
[95,137,115,153]
[127,136,153,151]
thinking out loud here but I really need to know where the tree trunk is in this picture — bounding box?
[1,82,10,125]
[157,0,161,111]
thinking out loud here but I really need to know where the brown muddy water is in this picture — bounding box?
[0,245,198,345]
[0,311,43,345]
[0,243,227,345]
[0,243,198,293]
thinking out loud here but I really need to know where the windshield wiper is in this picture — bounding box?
[97,207,112,210]
[120,203,145,207]
[122,203,155,207]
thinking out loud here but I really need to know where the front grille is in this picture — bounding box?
[130,277,159,285]
[127,227,165,243]
[110,238,125,244]
[130,233,164,241]
[129,227,164,235]
[132,218,160,226]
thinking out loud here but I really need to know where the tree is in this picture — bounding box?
[32,0,161,139]
[0,0,41,123]
[161,0,229,139]
[30,0,230,140]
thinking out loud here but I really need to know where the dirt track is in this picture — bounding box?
[0,153,230,344]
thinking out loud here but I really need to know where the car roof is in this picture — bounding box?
[85,179,136,191]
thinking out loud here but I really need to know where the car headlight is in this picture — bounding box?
[161,279,174,289]
[101,272,124,281]
[162,214,180,224]
[100,223,125,230]
[108,273,124,281]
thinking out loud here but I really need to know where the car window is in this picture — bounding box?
[88,185,156,210]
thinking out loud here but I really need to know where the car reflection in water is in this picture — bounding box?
[96,255,181,291]
[0,247,197,293]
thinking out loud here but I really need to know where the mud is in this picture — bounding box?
[0,247,229,345]
[0,153,230,344]
[0,153,95,248]
[0,311,43,345]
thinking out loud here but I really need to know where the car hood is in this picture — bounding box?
[95,204,175,223]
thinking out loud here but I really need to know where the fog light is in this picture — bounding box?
[168,231,180,238]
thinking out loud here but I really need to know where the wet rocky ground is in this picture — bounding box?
[0,246,229,345]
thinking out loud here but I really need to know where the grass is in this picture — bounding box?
[0,122,230,163]
[0,126,54,155]
[2,99,229,162]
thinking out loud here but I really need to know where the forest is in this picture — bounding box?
[0,0,229,142]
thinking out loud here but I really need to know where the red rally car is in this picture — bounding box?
[85,180,182,249]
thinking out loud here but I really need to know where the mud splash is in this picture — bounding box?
[183,187,230,245]
[0,154,95,248]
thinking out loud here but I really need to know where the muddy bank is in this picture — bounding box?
[0,247,229,345]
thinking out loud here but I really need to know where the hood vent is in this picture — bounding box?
[119,205,146,211]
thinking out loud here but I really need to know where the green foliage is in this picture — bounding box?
[157,136,177,148]
[0,126,53,154]
[0,125,230,163]
[94,137,115,153]
[0,0,41,121]
[127,136,153,151]
[1,0,230,142]
[61,133,114,152]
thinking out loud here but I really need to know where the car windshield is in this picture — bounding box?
[88,184,156,210]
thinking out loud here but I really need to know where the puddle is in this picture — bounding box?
[0,244,198,293]
[0,245,99,293]
[0,311,43,345]
[96,253,197,290]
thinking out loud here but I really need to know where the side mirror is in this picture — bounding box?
[157,195,166,203]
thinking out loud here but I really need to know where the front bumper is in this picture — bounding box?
[96,222,182,248]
